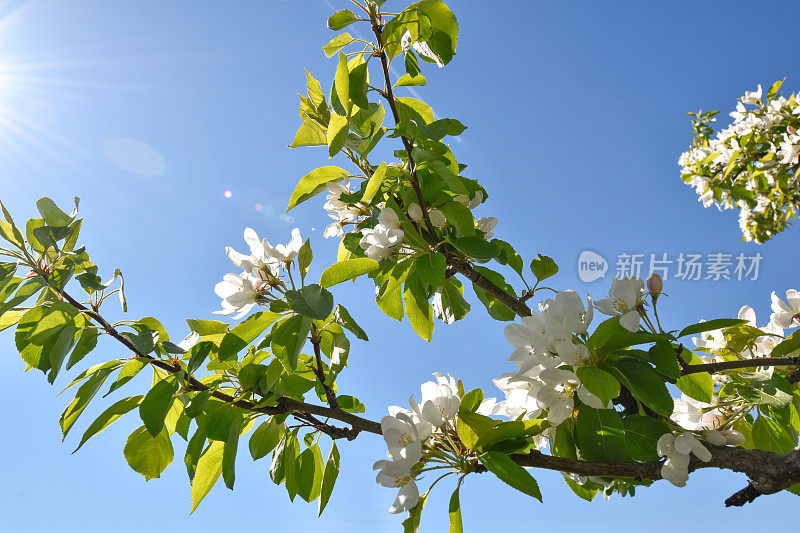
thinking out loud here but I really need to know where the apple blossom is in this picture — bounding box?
[373,458,420,514]
[593,276,645,332]
[213,272,261,319]
[770,289,800,329]
[359,208,405,261]
[263,228,303,264]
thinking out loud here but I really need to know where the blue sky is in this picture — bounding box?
[1,1,800,531]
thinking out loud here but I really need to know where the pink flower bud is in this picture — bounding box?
[647,273,663,297]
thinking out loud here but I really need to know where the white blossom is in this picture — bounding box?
[593,277,645,332]
[770,289,800,329]
[213,272,260,319]
[373,458,420,514]
[359,208,404,261]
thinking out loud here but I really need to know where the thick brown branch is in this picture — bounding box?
[681,355,800,376]
[510,445,800,504]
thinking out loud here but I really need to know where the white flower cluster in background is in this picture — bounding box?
[678,82,800,243]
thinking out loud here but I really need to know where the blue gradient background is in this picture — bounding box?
[1,1,799,531]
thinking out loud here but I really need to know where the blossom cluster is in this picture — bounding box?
[373,373,461,513]
[493,278,644,430]
[214,227,303,318]
[678,83,800,242]
[692,289,800,373]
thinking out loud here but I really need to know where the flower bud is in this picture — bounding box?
[720,429,746,446]
[407,203,423,222]
[647,273,663,298]
[428,208,446,228]
[703,429,727,447]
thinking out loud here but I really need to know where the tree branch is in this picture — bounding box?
[54,287,381,436]
[510,445,800,505]
[681,355,800,376]
[368,13,531,319]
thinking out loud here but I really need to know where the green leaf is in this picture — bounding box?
[140,375,181,436]
[59,366,115,439]
[318,441,339,516]
[349,61,369,110]
[361,162,387,204]
[415,254,446,287]
[327,9,358,30]
[649,341,680,380]
[335,52,351,116]
[575,367,620,407]
[290,121,327,148]
[326,112,349,158]
[752,416,796,453]
[771,331,800,357]
[74,395,143,453]
[416,0,459,66]
[403,273,434,341]
[298,239,313,280]
[187,341,214,374]
[452,236,498,262]
[36,197,74,227]
[676,371,713,403]
[285,284,334,320]
[563,475,598,502]
[377,283,404,321]
[448,487,463,533]
[766,79,784,100]
[622,415,671,462]
[0,218,24,248]
[439,201,475,236]
[474,419,549,452]
[66,328,99,370]
[529,254,558,281]
[104,357,147,397]
[333,304,368,341]
[479,451,542,502]
[191,440,225,513]
[296,444,325,502]
[218,311,280,361]
[0,276,45,316]
[320,258,380,288]
[0,310,23,333]
[678,319,748,338]
[606,358,674,417]
[459,389,484,415]
[124,425,174,481]
[395,74,427,87]
[457,411,497,450]
[735,376,793,407]
[223,418,242,489]
[336,395,365,413]
[287,166,349,211]
[588,316,661,354]
[322,33,354,58]
[271,315,312,371]
[575,406,627,463]
[249,418,283,460]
